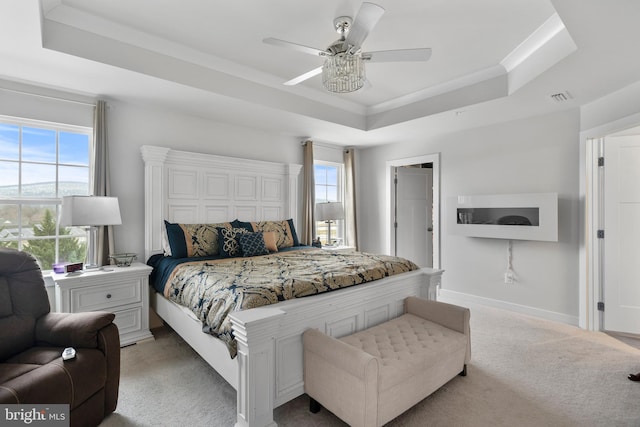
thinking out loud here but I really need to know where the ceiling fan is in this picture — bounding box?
[263,2,432,93]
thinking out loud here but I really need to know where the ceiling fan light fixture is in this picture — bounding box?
[265,3,429,91]
[322,53,365,93]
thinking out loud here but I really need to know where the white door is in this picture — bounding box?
[604,135,640,334]
[395,166,433,267]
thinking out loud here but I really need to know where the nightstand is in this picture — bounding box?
[52,262,153,346]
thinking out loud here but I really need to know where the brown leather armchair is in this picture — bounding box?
[0,248,120,427]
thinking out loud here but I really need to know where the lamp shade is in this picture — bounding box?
[60,196,122,226]
[316,201,345,221]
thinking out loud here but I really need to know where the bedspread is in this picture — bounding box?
[161,248,419,357]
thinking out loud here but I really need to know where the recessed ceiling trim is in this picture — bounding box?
[40,0,61,15]
[37,2,574,133]
[367,73,508,131]
[43,3,366,115]
[41,18,369,130]
[368,64,506,116]
[501,13,566,73]
[505,22,577,95]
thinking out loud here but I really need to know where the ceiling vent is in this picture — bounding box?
[550,91,573,103]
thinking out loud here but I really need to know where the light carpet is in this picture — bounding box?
[101,303,640,427]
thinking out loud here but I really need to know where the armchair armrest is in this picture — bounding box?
[35,311,116,349]
[98,322,121,414]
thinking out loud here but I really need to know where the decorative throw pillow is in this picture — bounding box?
[164,221,186,257]
[231,219,253,232]
[262,231,278,252]
[249,219,299,249]
[164,220,232,258]
[218,227,249,258]
[240,232,270,257]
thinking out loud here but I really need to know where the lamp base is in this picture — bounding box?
[85,226,100,269]
[325,220,334,246]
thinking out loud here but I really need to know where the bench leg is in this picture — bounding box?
[459,364,467,377]
[309,397,322,414]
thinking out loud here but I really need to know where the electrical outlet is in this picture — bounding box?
[504,271,515,284]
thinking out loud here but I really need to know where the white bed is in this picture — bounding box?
[141,145,443,427]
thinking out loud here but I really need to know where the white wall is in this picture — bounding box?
[313,142,344,164]
[0,82,305,264]
[105,99,304,259]
[0,78,584,321]
[358,109,581,321]
[0,82,94,127]
[581,79,640,133]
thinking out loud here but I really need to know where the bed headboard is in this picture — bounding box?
[141,145,303,260]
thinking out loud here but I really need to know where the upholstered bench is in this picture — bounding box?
[303,296,470,427]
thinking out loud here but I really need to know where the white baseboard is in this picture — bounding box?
[438,289,580,327]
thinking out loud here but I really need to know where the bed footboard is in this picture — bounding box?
[229,267,442,427]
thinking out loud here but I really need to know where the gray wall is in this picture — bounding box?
[357,110,581,320]
[7,76,640,326]
[105,99,305,260]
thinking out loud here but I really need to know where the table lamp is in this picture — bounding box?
[60,196,122,269]
[316,201,344,246]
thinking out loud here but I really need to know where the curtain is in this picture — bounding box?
[344,148,358,250]
[301,140,315,245]
[92,100,115,266]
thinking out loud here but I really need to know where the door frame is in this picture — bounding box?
[581,111,640,331]
[386,153,440,269]
[582,137,603,331]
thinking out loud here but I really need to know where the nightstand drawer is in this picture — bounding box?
[71,281,141,312]
[113,306,142,336]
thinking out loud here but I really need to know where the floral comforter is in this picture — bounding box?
[161,248,419,357]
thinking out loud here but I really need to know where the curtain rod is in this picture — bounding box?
[0,86,96,107]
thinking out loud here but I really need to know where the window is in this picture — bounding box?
[314,161,344,245]
[0,116,92,270]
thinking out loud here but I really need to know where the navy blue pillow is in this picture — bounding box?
[287,218,300,246]
[164,220,188,258]
[231,219,253,232]
[240,232,269,257]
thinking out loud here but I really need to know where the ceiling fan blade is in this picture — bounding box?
[364,48,432,63]
[283,66,323,86]
[263,37,325,57]
[345,2,385,51]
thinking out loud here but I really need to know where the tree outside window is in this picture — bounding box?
[0,117,91,270]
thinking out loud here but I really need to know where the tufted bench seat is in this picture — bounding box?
[303,296,470,427]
